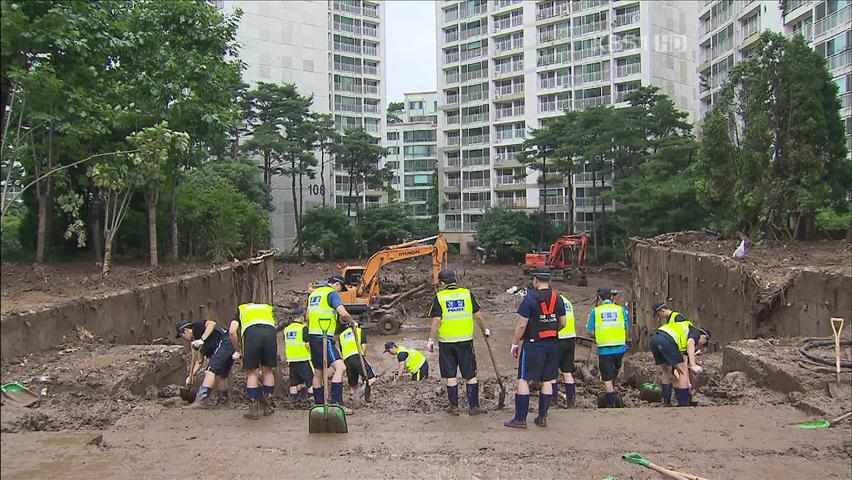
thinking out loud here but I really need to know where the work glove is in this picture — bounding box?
[690,365,703,374]
[184,376,191,386]
[191,339,204,350]
[427,339,435,353]
[511,344,519,358]
[483,328,491,338]
[232,352,241,361]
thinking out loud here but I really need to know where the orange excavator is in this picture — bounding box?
[523,234,589,286]
[336,234,449,335]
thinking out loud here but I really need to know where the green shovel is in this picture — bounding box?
[622,453,708,480]
[796,411,851,429]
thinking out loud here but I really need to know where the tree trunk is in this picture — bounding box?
[89,197,103,262]
[146,190,159,267]
[566,170,575,233]
[591,170,598,259]
[320,149,327,207]
[35,186,50,263]
[169,175,179,259]
[263,151,271,187]
[539,155,547,251]
[599,174,606,247]
[102,229,114,277]
[347,166,355,217]
[297,170,305,261]
[290,160,301,260]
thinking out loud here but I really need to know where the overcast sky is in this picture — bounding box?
[385,0,437,105]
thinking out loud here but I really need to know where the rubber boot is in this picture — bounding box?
[244,401,260,420]
[261,394,275,416]
[446,405,460,416]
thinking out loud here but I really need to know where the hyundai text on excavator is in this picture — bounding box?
[523,233,589,286]
[336,234,449,335]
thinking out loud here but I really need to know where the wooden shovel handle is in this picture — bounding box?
[646,462,690,480]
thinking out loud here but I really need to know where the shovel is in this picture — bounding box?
[1,382,41,408]
[622,453,709,480]
[180,348,203,403]
[308,319,348,433]
[831,317,845,387]
[483,335,506,409]
[353,323,371,403]
[796,411,852,429]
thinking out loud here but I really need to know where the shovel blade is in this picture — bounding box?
[1,383,41,408]
[179,387,197,404]
[496,387,506,409]
[796,420,831,429]
[308,405,348,433]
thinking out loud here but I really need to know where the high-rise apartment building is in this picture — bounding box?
[782,0,851,154]
[435,0,699,253]
[216,0,386,249]
[385,92,440,218]
[697,1,783,120]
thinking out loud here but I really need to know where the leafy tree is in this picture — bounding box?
[518,125,561,250]
[356,202,416,253]
[697,32,850,238]
[334,128,389,216]
[387,101,404,124]
[475,208,536,262]
[312,113,338,207]
[301,206,355,259]
[202,161,272,210]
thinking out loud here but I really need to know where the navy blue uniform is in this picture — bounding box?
[189,321,235,377]
[516,288,565,382]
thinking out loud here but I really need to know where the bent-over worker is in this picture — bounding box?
[176,318,235,408]
[427,269,490,416]
[586,287,629,408]
[339,324,377,397]
[384,341,429,381]
[650,316,711,407]
[505,267,566,428]
[653,302,691,326]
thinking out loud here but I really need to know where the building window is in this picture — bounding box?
[387,131,399,140]
[386,146,400,155]
[408,101,425,110]
[403,130,437,143]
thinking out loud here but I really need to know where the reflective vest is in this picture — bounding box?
[525,289,559,341]
[667,311,691,326]
[658,321,690,353]
[592,303,627,347]
[397,346,426,373]
[283,322,310,362]
[339,326,364,360]
[436,287,475,343]
[307,286,338,335]
[557,295,577,339]
[238,303,275,335]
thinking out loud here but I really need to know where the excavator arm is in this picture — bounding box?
[355,235,449,300]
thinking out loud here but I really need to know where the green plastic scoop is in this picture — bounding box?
[622,453,650,467]
[1,382,41,407]
[796,420,831,429]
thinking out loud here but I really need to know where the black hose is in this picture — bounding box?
[799,339,852,368]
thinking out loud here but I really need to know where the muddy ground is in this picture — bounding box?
[2,259,851,479]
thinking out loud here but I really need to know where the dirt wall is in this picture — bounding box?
[630,239,851,347]
[0,253,275,360]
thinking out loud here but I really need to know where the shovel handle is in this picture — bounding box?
[831,318,845,385]
[830,411,852,426]
[483,336,505,390]
[646,462,690,480]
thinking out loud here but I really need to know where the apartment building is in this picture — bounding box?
[783,0,851,154]
[217,0,386,249]
[435,0,699,252]
[385,92,440,218]
[697,1,783,120]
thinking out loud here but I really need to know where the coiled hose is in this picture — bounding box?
[799,339,852,368]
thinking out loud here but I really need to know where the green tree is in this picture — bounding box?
[301,206,355,259]
[474,207,536,262]
[387,101,404,124]
[335,128,389,216]
[518,125,561,250]
[313,113,338,207]
[356,202,416,253]
[697,32,850,238]
[202,161,272,210]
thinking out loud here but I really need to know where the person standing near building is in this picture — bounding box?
[427,269,490,416]
[504,267,566,428]
[228,302,278,420]
[586,287,630,408]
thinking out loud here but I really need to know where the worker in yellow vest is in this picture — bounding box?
[384,341,429,381]
[427,269,490,416]
[227,302,278,420]
[306,275,355,410]
[652,302,691,326]
[282,310,313,405]
[586,287,629,408]
[553,294,578,408]
[650,317,711,407]
[339,324,377,397]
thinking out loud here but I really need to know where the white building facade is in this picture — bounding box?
[217,0,386,249]
[385,92,440,218]
[435,0,699,252]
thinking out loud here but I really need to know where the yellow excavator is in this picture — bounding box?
[337,234,449,334]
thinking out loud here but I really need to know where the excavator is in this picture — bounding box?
[336,234,449,335]
[523,233,589,286]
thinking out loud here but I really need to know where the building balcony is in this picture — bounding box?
[446,179,462,188]
[364,84,379,95]
[613,36,642,54]
[460,48,486,61]
[460,70,487,82]
[444,10,459,23]
[462,221,480,231]
[463,199,490,209]
[539,29,570,43]
[494,15,523,32]
[445,199,462,211]
[461,91,488,103]
[447,136,461,146]
[334,103,363,113]
[574,0,610,13]
[496,175,525,186]
[574,221,593,233]
[572,20,607,37]
[495,62,524,76]
[334,83,363,94]
[460,26,487,40]
[494,151,521,165]
[538,51,571,67]
[575,172,613,184]
[364,46,378,57]
[814,4,850,37]
[461,112,489,124]
[575,197,616,209]
[445,157,461,168]
[575,95,611,110]
[540,76,571,89]
[539,98,570,113]
[363,6,379,18]
[462,178,491,189]
[447,115,460,125]
[334,62,362,74]
[459,3,488,20]
[496,198,527,208]
[462,155,489,167]
[615,62,640,78]
[445,52,460,64]
[494,131,524,144]
[443,220,462,231]
[494,84,525,99]
[536,5,570,21]
[544,195,566,206]
[841,91,851,110]
[446,73,460,84]
[573,46,604,62]
[613,11,639,28]
[445,31,460,43]
[494,39,524,54]
[614,89,639,103]
[787,22,814,42]
[462,133,490,146]
[364,103,379,114]
[446,94,460,105]
[495,105,525,119]
[334,22,362,35]
[827,49,851,72]
[363,26,378,37]
[363,65,378,76]
[333,2,360,15]
[573,69,610,86]
[334,42,362,54]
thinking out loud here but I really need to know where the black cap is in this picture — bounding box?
[328,274,345,285]
[175,320,192,338]
[699,328,711,339]
[383,341,397,353]
[532,266,551,280]
[652,302,666,314]
[597,287,618,297]
[438,269,456,283]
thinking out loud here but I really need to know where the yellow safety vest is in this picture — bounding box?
[436,287,475,343]
[307,286,338,335]
[339,326,364,360]
[557,295,576,339]
[397,346,426,373]
[283,322,310,362]
[238,303,275,335]
[592,303,627,347]
[667,311,691,326]
[658,321,690,353]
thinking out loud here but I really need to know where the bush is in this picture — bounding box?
[301,206,356,259]
[475,208,537,262]
[356,202,417,253]
[1,213,27,260]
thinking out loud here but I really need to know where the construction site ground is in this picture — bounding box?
[2,255,851,479]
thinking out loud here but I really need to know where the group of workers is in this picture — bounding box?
[176,265,712,426]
